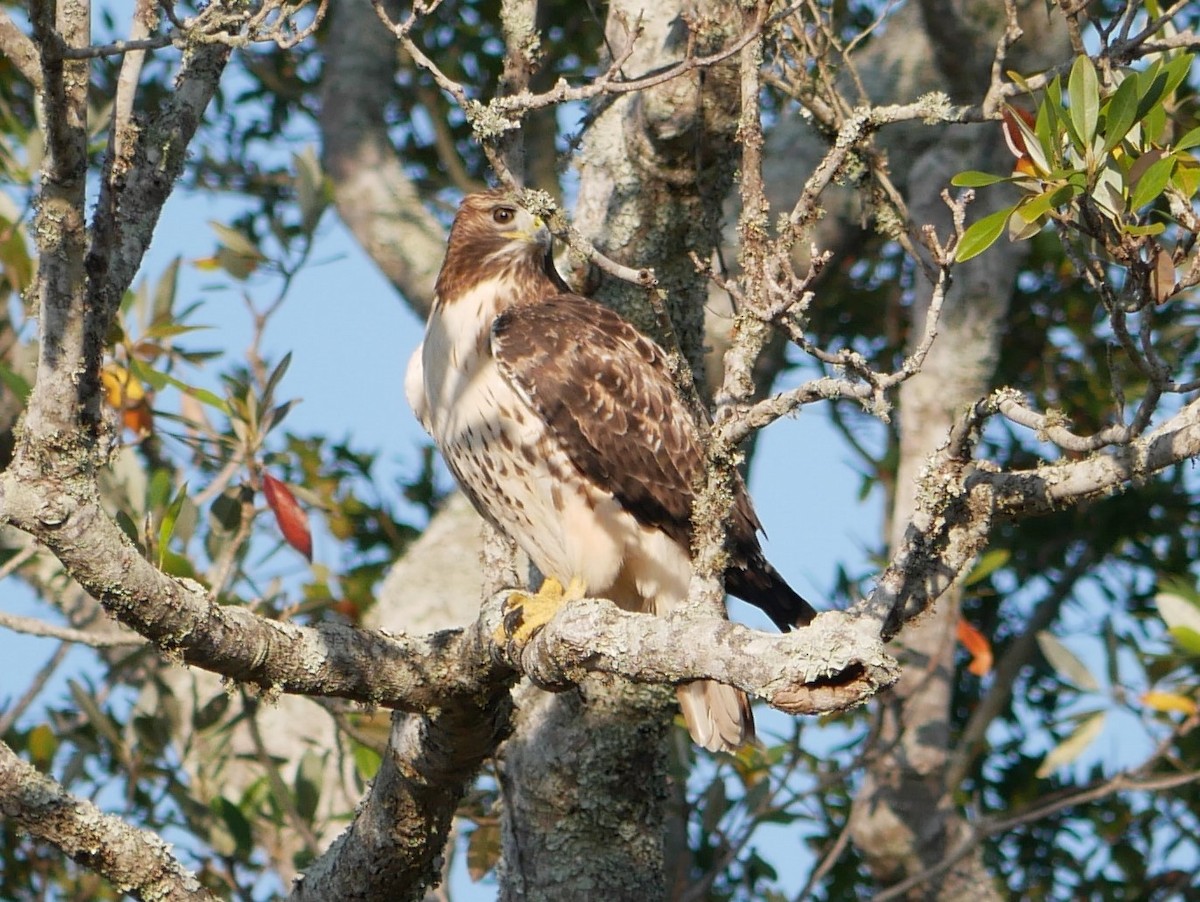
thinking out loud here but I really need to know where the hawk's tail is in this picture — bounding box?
[677,680,754,753]
[726,552,817,632]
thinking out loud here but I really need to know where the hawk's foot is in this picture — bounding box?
[496,576,586,647]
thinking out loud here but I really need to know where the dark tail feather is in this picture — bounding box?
[726,553,817,631]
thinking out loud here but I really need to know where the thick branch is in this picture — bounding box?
[25,0,90,443]
[0,740,214,901]
[490,595,899,714]
[0,476,507,710]
[292,624,513,901]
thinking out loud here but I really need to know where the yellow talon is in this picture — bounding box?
[495,575,587,646]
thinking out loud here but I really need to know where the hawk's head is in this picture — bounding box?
[435,190,557,303]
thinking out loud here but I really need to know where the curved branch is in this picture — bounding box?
[0,476,508,710]
[0,740,215,902]
[865,396,1200,638]
[490,595,899,715]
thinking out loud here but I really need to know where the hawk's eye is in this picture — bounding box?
[492,207,516,225]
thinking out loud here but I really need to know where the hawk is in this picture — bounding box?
[406,190,815,751]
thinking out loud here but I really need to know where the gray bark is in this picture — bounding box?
[498,2,747,896]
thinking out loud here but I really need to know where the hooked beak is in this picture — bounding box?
[502,216,551,251]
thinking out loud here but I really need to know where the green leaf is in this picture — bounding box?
[1101,76,1140,153]
[1160,53,1193,104]
[1129,154,1175,209]
[1124,222,1166,237]
[126,356,229,414]
[214,247,259,281]
[294,749,324,823]
[952,170,1010,188]
[1015,183,1073,224]
[261,352,293,409]
[1067,55,1100,149]
[1036,631,1099,691]
[157,482,189,567]
[964,548,1011,587]
[1169,626,1200,656]
[1036,711,1106,778]
[0,361,32,403]
[1035,92,1059,165]
[142,322,211,342]
[212,796,254,857]
[353,742,382,782]
[115,509,142,547]
[1173,160,1200,200]
[192,692,231,732]
[208,221,265,261]
[956,206,1013,262]
[1134,65,1169,124]
[1176,125,1200,151]
[151,257,181,326]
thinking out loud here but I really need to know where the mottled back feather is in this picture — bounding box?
[490,295,815,629]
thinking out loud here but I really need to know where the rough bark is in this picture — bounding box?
[290,635,514,902]
[496,3,748,896]
[0,740,213,902]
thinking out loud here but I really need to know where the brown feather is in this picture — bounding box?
[490,295,815,629]
[415,190,817,754]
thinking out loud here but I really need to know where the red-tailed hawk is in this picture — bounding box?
[406,190,815,751]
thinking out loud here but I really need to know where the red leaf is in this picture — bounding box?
[262,473,313,561]
[957,617,994,677]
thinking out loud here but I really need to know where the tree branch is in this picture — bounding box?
[0,10,43,88]
[0,610,144,648]
[291,630,513,901]
[0,477,508,711]
[866,395,1200,639]
[0,739,215,901]
[492,595,899,715]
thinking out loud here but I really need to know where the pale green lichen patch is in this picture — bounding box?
[464,99,522,141]
[916,91,952,124]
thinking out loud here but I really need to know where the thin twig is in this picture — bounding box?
[0,610,145,647]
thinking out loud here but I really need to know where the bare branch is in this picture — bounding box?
[0,740,215,901]
[492,596,899,716]
[865,396,1200,638]
[0,610,145,647]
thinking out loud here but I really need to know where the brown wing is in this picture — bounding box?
[491,295,702,550]
[490,295,816,630]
